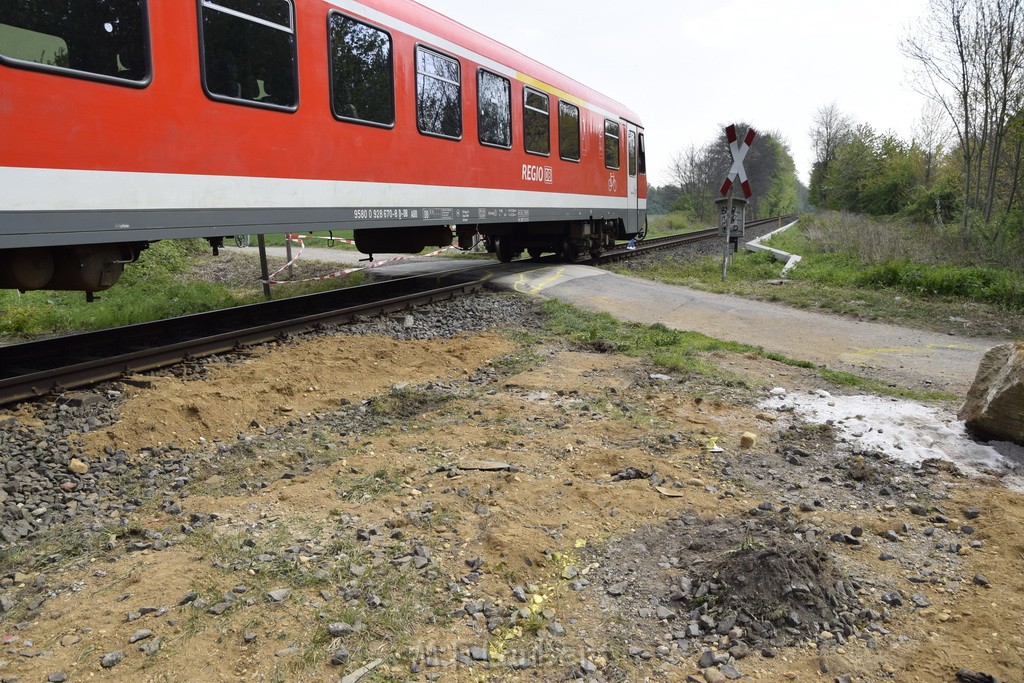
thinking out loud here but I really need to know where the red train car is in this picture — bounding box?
[0,0,647,293]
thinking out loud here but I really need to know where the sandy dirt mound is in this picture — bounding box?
[77,333,514,454]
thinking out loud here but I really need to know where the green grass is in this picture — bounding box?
[0,239,372,341]
[615,215,1024,339]
[540,299,955,400]
[645,212,705,236]
[541,298,749,377]
[759,226,1023,311]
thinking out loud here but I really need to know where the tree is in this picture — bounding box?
[669,143,719,222]
[903,0,1024,230]
[668,125,799,222]
[912,101,952,188]
[808,103,853,207]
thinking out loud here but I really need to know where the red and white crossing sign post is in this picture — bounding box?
[717,124,756,280]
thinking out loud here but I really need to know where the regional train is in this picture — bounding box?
[0,1,647,295]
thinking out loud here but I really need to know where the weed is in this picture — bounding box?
[490,348,543,375]
[367,385,461,421]
[336,466,413,502]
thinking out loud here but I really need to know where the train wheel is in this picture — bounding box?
[495,236,518,263]
[234,234,251,248]
[561,240,580,263]
[527,247,544,260]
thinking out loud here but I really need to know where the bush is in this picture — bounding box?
[856,260,1022,312]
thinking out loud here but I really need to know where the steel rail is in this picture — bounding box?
[0,273,487,406]
[591,215,796,264]
[0,215,797,406]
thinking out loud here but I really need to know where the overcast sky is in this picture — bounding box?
[420,0,933,188]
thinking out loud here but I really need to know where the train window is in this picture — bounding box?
[558,101,580,162]
[0,1,151,86]
[604,119,620,170]
[329,13,394,127]
[477,69,511,149]
[416,45,461,139]
[638,133,647,174]
[199,0,297,110]
[628,129,637,177]
[524,87,549,156]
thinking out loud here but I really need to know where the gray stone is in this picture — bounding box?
[607,581,628,596]
[207,602,231,615]
[176,591,198,606]
[721,665,743,681]
[469,645,489,661]
[328,622,354,637]
[728,643,750,659]
[881,591,903,607]
[331,645,350,665]
[267,588,290,603]
[140,636,163,656]
[100,650,124,668]
[128,629,153,643]
[959,343,1024,444]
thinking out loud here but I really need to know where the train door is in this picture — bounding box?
[626,122,639,234]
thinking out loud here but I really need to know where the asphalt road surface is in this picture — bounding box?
[490,264,1000,395]
[243,246,1003,394]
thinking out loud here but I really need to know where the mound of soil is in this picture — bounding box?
[686,540,848,642]
[583,509,865,653]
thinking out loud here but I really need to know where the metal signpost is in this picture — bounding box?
[718,124,756,280]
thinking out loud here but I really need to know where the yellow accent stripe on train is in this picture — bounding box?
[517,72,586,109]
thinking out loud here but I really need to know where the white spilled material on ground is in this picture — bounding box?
[759,390,1024,492]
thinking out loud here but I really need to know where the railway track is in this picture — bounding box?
[592,215,795,263]
[0,273,486,406]
[0,216,796,406]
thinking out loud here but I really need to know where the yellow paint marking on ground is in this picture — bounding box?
[514,267,567,295]
[846,347,922,358]
[849,342,983,359]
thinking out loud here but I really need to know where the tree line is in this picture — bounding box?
[650,126,804,222]
[652,0,1022,268]
[810,0,1023,262]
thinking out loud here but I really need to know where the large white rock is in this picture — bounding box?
[959,343,1024,445]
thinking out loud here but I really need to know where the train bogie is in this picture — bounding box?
[0,0,647,293]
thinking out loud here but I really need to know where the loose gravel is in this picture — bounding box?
[0,292,542,551]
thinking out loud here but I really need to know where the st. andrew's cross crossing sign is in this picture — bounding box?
[719,124,756,198]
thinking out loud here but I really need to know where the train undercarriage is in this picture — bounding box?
[471,219,624,263]
[353,218,629,263]
[0,243,147,299]
[0,218,632,297]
